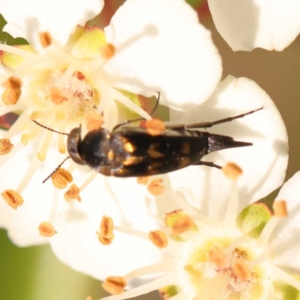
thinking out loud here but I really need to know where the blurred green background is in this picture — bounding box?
[1,0,300,299]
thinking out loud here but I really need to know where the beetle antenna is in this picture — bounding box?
[32,120,69,136]
[43,156,71,183]
[149,91,160,116]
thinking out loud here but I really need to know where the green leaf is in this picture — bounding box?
[0,14,28,45]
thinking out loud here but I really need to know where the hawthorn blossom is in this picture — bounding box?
[49,76,288,281]
[0,0,222,246]
[208,0,300,51]
[97,166,300,300]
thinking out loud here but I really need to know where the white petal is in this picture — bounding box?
[208,0,300,51]
[50,176,168,280]
[168,76,288,218]
[0,134,62,246]
[104,0,222,110]
[1,0,103,45]
[270,171,300,273]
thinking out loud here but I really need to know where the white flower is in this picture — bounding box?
[208,0,300,51]
[0,0,222,246]
[96,166,300,300]
[48,76,288,282]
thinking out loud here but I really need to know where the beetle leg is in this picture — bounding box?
[112,92,161,131]
[193,161,222,169]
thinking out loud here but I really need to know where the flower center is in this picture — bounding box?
[29,66,99,122]
[184,237,266,300]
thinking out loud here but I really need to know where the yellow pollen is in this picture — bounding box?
[0,138,14,155]
[96,216,114,245]
[51,168,73,189]
[64,184,81,202]
[222,162,243,181]
[1,189,24,209]
[232,259,251,280]
[273,200,287,217]
[85,113,104,130]
[145,119,166,136]
[86,297,92,300]
[100,43,116,60]
[137,176,149,185]
[208,245,226,268]
[39,31,52,48]
[147,178,164,195]
[49,87,68,104]
[149,230,168,249]
[102,276,127,295]
[39,222,57,237]
[171,215,193,235]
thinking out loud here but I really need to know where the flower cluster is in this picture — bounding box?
[0,1,299,300]
[98,164,300,300]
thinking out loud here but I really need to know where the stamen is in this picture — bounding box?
[171,215,193,235]
[57,114,67,153]
[102,276,127,295]
[58,63,78,89]
[85,112,104,130]
[223,179,239,225]
[79,171,98,191]
[232,259,251,280]
[2,76,22,89]
[113,225,149,241]
[208,245,226,268]
[225,235,249,255]
[1,189,24,209]
[271,265,300,291]
[222,162,243,181]
[137,176,149,185]
[101,273,174,300]
[16,157,41,194]
[2,86,21,105]
[273,200,287,217]
[147,178,164,195]
[21,127,41,145]
[149,230,168,248]
[0,44,36,59]
[39,32,52,48]
[64,184,81,202]
[49,87,68,104]
[96,216,114,245]
[51,168,73,189]
[100,43,116,60]
[258,216,280,245]
[0,138,13,155]
[37,128,53,161]
[38,222,57,237]
[124,259,176,281]
[144,119,165,136]
[48,188,60,223]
